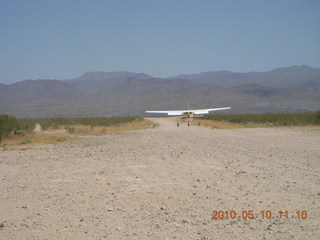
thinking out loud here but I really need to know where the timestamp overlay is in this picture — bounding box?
[209,206,319,239]
[212,210,308,220]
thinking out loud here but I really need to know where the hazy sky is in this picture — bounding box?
[1,0,320,83]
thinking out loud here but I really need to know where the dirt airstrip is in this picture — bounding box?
[0,118,319,240]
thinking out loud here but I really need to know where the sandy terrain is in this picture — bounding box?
[1,118,319,240]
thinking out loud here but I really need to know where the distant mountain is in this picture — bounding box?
[227,84,278,97]
[0,66,319,117]
[67,71,152,84]
[0,79,78,104]
[174,65,320,88]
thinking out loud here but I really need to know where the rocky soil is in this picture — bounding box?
[0,118,319,239]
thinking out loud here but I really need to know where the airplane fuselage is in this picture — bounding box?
[181,112,195,118]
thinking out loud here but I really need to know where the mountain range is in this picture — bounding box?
[0,65,319,118]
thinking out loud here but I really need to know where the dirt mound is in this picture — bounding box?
[33,123,42,133]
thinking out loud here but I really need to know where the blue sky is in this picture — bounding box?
[1,0,319,83]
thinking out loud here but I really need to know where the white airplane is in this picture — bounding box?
[146,103,231,119]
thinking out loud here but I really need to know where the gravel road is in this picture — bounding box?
[1,118,319,239]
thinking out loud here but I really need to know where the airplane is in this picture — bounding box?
[146,103,231,119]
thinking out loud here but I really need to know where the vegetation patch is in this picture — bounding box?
[198,119,244,129]
[3,133,73,146]
[55,137,66,142]
[17,139,31,145]
[17,116,143,131]
[0,115,18,143]
[149,122,159,128]
[65,126,75,133]
[0,115,148,146]
[202,112,320,128]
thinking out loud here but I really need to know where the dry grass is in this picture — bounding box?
[63,119,153,135]
[3,133,74,146]
[2,119,152,147]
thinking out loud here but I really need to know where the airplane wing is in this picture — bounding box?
[146,107,231,116]
[192,107,231,114]
[145,110,185,116]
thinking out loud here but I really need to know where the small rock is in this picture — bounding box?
[0,223,4,228]
[107,208,113,211]
[160,206,166,210]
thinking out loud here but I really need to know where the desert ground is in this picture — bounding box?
[0,118,319,240]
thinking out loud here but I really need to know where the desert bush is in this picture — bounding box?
[18,139,31,145]
[17,116,142,131]
[203,112,320,126]
[55,137,66,142]
[16,119,37,132]
[316,111,320,125]
[0,115,18,143]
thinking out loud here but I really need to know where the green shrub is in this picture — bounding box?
[0,115,18,143]
[18,139,31,145]
[17,116,142,131]
[55,137,66,142]
[203,112,320,126]
[316,111,320,125]
[0,116,143,143]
